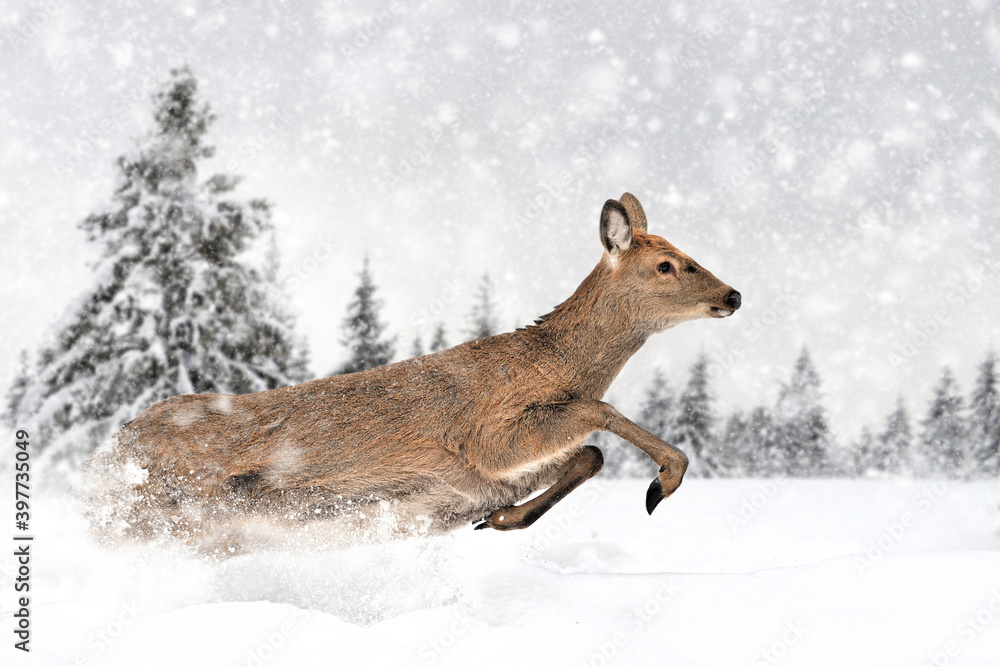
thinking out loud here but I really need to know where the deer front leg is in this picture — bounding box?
[547,399,689,515]
[474,445,603,531]
[592,402,690,514]
[474,400,687,531]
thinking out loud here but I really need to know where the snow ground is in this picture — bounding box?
[4,478,1000,667]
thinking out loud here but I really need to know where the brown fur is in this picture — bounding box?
[82,193,740,549]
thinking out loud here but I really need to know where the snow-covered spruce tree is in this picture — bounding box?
[851,426,877,477]
[874,396,912,475]
[637,368,675,442]
[718,406,779,477]
[465,273,499,341]
[968,351,1000,478]
[668,355,718,477]
[772,348,833,476]
[334,256,395,375]
[4,352,30,426]
[715,411,750,477]
[6,66,310,471]
[429,321,449,352]
[916,367,967,478]
[742,406,780,476]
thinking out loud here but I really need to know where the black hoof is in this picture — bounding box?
[646,477,665,515]
[474,521,490,530]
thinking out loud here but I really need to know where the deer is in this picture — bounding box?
[83,193,740,549]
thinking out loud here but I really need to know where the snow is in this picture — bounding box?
[2,3,999,665]
[6,478,1000,667]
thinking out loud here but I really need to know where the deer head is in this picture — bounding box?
[599,192,741,333]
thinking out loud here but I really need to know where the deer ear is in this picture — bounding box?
[600,199,632,260]
[619,193,647,233]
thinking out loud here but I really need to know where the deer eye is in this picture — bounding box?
[657,262,674,274]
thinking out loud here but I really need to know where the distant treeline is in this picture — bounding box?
[595,349,1000,481]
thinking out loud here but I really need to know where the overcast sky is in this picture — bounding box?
[2,0,999,444]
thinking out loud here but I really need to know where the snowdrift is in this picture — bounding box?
[4,478,1000,667]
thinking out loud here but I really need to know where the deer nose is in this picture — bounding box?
[725,290,742,311]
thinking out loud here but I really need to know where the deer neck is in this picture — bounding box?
[531,262,652,399]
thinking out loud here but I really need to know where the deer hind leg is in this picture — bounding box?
[474,445,604,531]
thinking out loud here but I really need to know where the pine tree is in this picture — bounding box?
[630,368,675,475]
[4,351,30,426]
[968,351,1000,477]
[720,406,779,476]
[851,426,877,477]
[6,67,310,471]
[874,396,911,475]
[637,368,675,441]
[716,411,749,477]
[669,355,718,477]
[466,273,499,340]
[429,322,449,353]
[744,406,780,476]
[917,367,966,478]
[335,256,395,375]
[772,348,833,476]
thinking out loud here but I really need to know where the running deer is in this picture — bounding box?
[83,193,740,546]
